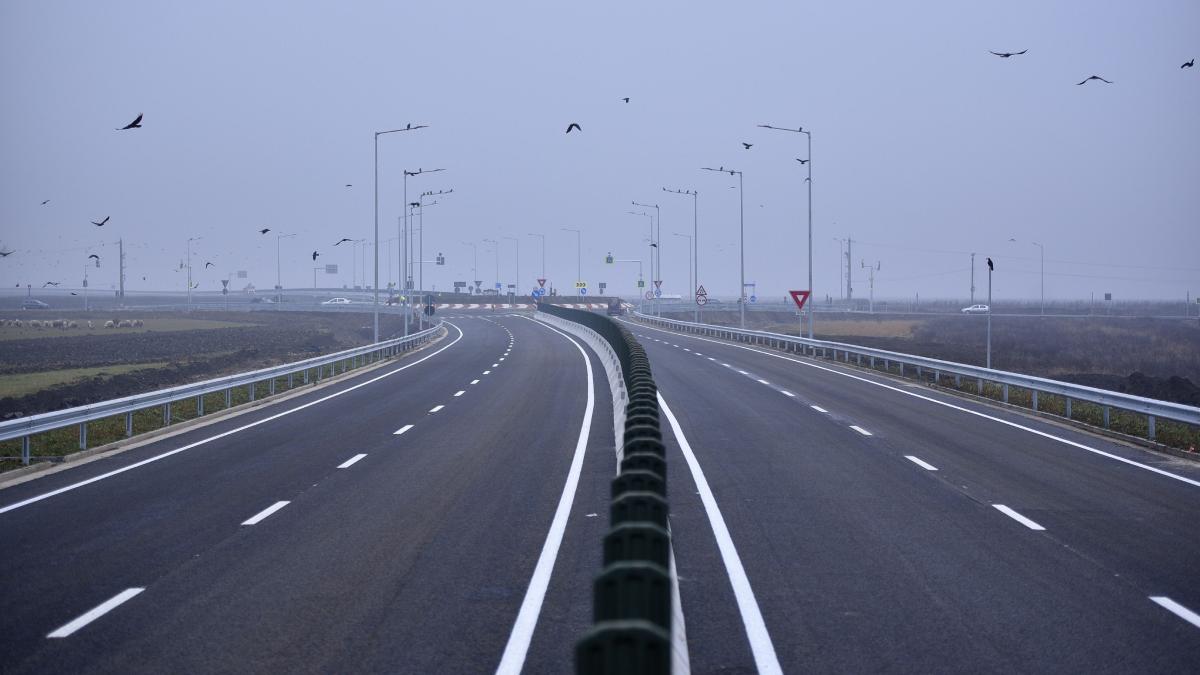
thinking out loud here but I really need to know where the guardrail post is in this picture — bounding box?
[856,354,862,366]
[977,378,983,394]
[304,369,310,384]
[870,356,875,368]
[225,388,232,407]
[898,363,904,377]
[917,365,923,379]
[1002,384,1009,403]
[162,403,171,426]
[1103,406,1110,428]
[249,382,256,402]
[1147,415,1156,441]
[954,374,961,387]
[1031,390,1038,411]
[269,378,276,396]
[1065,398,1072,419]
[79,422,87,450]
[288,373,294,388]
[125,412,133,437]
[197,395,205,416]
[22,436,31,465]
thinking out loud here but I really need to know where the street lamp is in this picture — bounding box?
[701,166,746,328]
[401,167,446,329]
[186,236,202,311]
[561,228,581,296]
[633,200,660,311]
[672,232,693,314]
[374,123,428,342]
[758,123,814,339]
[611,258,644,310]
[626,211,654,311]
[483,238,500,296]
[664,187,699,322]
[419,188,453,321]
[503,235,519,298]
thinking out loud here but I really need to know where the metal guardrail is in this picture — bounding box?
[632,312,1200,442]
[0,321,444,465]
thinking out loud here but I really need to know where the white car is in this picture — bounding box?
[961,304,990,314]
[322,297,352,305]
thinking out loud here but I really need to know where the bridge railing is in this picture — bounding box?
[536,303,674,674]
[631,312,1200,447]
[0,322,444,466]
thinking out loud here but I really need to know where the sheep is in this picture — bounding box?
[13,319,21,328]
[87,320,94,329]
[117,319,132,328]
[29,320,41,328]
[133,319,144,327]
[68,320,78,329]
[104,320,115,328]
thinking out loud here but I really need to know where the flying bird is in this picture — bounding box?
[987,257,994,272]
[87,254,100,261]
[1184,59,1195,69]
[334,238,353,246]
[70,292,79,296]
[42,281,60,287]
[742,143,753,150]
[1076,75,1112,85]
[117,113,143,130]
[205,261,214,268]
[345,184,352,187]
[41,199,50,206]
[0,250,13,257]
[312,250,320,261]
[566,123,582,134]
[621,97,630,103]
[259,228,271,234]
[990,50,1027,58]
[91,216,110,227]
[796,158,809,164]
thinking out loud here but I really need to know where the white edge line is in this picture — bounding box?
[850,425,873,436]
[242,500,290,526]
[658,392,782,674]
[992,504,1046,531]
[905,455,939,471]
[1149,596,1200,629]
[47,588,145,638]
[496,317,596,674]
[337,453,367,469]
[0,322,466,515]
[781,391,796,397]
[622,319,1200,489]
[810,405,828,413]
[393,424,414,436]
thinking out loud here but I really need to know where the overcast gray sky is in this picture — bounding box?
[2,0,1197,302]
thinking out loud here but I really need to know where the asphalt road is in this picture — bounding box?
[0,314,615,674]
[622,316,1200,673]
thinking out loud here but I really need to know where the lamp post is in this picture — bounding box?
[483,238,500,297]
[987,261,994,368]
[626,211,654,311]
[633,201,660,312]
[701,166,745,328]
[561,228,581,296]
[186,236,201,311]
[503,235,518,299]
[374,124,428,342]
[528,232,545,290]
[1031,241,1045,315]
[419,188,453,327]
[758,123,814,338]
[612,258,644,310]
[401,167,445,330]
[672,232,693,314]
[664,187,698,321]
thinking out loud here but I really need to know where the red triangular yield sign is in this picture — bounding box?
[789,290,811,311]
[654,280,663,289]
[537,278,546,288]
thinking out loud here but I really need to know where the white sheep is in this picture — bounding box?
[133,319,144,327]
[104,320,115,328]
[68,320,78,329]
[117,319,132,328]
[87,320,94,329]
[30,320,41,328]
[13,319,22,328]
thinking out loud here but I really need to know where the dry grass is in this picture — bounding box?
[0,363,170,398]
[0,317,249,341]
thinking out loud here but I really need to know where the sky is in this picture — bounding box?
[1,0,1197,302]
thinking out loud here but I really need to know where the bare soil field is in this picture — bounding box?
[0,311,412,418]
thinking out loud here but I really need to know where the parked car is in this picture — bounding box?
[961,304,990,314]
[21,299,50,310]
[322,297,352,305]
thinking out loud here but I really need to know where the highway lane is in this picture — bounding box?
[626,318,1200,672]
[0,314,608,673]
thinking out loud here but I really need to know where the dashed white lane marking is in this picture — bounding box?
[1150,596,1200,629]
[470,379,480,385]
[454,390,465,397]
[738,370,750,375]
[850,425,873,436]
[707,357,716,361]
[242,501,289,526]
[905,456,939,471]
[993,504,1046,531]
[492,363,500,367]
[683,348,692,352]
[47,588,145,638]
[781,391,796,397]
[756,379,770,385]
[658,394,783,674]
[810,405,828,413]
[429,405,445,413]
[337,454,367,469]
[499,357,506,361]
[722,363,732,368]
[393,424,414,436]
[483,370,491,375]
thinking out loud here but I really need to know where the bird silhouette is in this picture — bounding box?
[345,184,352,187]
[405,123,428,130]
[796,158,809,164]
[41,199,50,206]
[742,143,753,150]
[1076,75,1112,85]
[205,261,214,268]
[70,292,79,296]
[88,254,100,261]
[43,281,59,287]
[987,258,994,271]
[334,238,353,246]
[621,97,630,103]
[259,228,271,234]
[566,123,582,134]
[91,216,110,227]
[0,250,13,257]
[990,50,1027,58]
[312,251,320,261]
[1184,59,1195,69]
[117,113,143,130]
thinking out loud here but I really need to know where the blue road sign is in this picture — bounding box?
[494,282,502,289]
[654,289,662,298]
[750,295,757,303]
[580,288,588,296]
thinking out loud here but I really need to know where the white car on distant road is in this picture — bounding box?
[322,297,352,305]
[961,304,990,314]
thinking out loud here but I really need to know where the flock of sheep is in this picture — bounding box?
[0,318,145,330]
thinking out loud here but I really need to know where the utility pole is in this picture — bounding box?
[861,259,880,313]
[845,236,853,304]
[987,262,993,369]
[118,238,125,300]
[970,252,976,304]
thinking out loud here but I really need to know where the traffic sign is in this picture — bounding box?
[599,282,607,293]
[750,295,757,303]
[645,291,654,300]
[696,295,707,306]
[654,280,662,289]
[654,289,662,298]
[580,288,588,296]
[575,281,587,288]
[637,280,645,288]
[788,290,811,311]
[495,282,502,289]
[537,278,546,288]
[605,253,613,264]
[696,284,707,296]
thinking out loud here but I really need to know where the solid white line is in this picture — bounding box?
[738,370,750,375]
[707,357,716,361]
[850,425,873,436]
[623,318,1200,489]
[1150,596,1200,629]
[47,588,144,638]
[242,500,289,526]
[0,322,467,516]
[337,453,367,469]
[756,379,770,385]
[454,390,465,397]
[810,405,828,413]
[993,504,1046,531]
[658,393,782,674]
[781,391,796,398]
[470,379,480,385]
[722,363,731,368]
[905,455,939,471]
[497,317,596,674]
[393,424,414,436]
[429,405,444,413]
